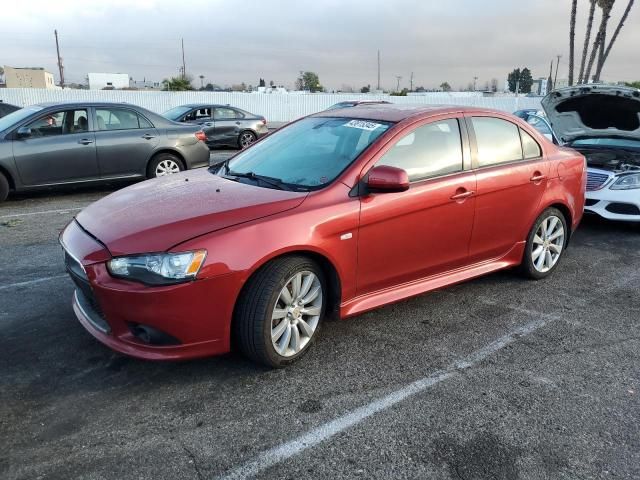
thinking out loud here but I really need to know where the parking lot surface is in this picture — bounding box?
[1,160,639,479]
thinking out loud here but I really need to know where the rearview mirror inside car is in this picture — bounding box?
[366,165,410,193]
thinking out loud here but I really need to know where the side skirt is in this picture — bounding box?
[340,242,526,318]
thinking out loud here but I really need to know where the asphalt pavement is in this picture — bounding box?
[1,161,639,480]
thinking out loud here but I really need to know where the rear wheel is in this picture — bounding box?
[147,153,184,179]
[0,172,8,202]
[234,256,326,367]
[521,207,567,280]
[238,130,257,149]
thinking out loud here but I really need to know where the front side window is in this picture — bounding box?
[96,108,150,131]
[25,109,89,137]
[472,117,523,167]
[376,119,463,181]
[183,108,211,121]
[225,117,392,189]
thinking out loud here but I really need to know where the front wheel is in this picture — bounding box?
[234,256,326,367]
[521,207,568,280]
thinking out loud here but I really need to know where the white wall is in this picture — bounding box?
[0,89,543,122]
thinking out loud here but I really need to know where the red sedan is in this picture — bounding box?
[61,105,586,367]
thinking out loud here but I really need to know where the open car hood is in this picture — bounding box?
[541,85,640,143]
[76,169,307,256]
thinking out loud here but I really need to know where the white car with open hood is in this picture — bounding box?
[534,85,640,222]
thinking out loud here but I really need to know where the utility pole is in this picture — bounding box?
[395,75,402,93]
[377,50,381,91]
[548,60,554,91]
[409,72,414,92]
[54,29,65,89]
[181,38,186,80]
[473,76,478,91]
[554,54,562,90]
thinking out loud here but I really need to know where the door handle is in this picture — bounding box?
[142,133,156,140]
[450,190,475,200]
[530,173,547,182]
[77,139,94,145]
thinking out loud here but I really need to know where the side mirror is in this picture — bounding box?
[16,126,32,139]
[366,165,410,193]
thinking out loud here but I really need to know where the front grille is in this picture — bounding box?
[605,202,640,215]
[64,250,109,331]
[586,171,611,191]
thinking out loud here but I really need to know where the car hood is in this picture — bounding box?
[76,169,308,256]
[541,85,640,143]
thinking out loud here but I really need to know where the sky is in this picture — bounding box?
[1,0,638,90]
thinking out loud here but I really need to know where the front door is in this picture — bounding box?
[357,117,477,296]
[465,115,549,263]
[12,108,99,186]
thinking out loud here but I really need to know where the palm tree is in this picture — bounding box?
[569,0,578,85]
[594,0,635,81]
[584,0,615,83]
[578,0,597,84]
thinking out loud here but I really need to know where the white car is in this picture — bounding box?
[530,85,640,222]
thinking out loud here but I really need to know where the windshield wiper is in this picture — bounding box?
[227,170,294,191]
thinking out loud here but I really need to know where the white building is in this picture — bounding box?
[88,72,130,90]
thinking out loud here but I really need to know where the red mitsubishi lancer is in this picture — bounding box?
[60,105,586,367]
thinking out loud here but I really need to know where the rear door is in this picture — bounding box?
[465,115,549,262]
[93,107,159,177]
[12,108,99,185]
[356,116,477,295]
[211,107,242,145]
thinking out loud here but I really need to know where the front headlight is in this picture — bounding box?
[610,173,640,190]
[107,250,207,285]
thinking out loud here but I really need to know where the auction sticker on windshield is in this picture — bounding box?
[343,120,382,131]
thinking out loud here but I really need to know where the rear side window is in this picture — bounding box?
[96,108,151,130]
[214,108,240,119]
[520,129,542,159]
[376,119,463,181]
[471,117,523,167]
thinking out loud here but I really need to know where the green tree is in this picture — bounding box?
[439,82,452,92]
[390,88,409,96]
[162,76,194,91]
[259,78,266,87]
[296,71,323,92]
[360,85,370,93]
[507,68,533,93]
[625,81,640,89]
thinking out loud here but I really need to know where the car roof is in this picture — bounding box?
[312,104,503,123]
[35,101,148,109]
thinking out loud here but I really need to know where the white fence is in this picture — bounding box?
[0,89,542,122]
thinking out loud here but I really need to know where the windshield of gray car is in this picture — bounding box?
[0,105,43,132]
[162,106,192,120]
[571,138,640,150]
[223,117,393,189]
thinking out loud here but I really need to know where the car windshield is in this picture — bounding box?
[0,105,43,132]
[225,117,392,189]
[570,138,640,150]
[162,106,192,120]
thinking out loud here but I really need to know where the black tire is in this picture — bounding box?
[0,172,8,202]
[234,256,326,368]
[238,130,257,149]
[147,153,184,179]
[520,207,568,280]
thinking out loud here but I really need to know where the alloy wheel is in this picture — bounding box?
[531,215,565,273]
[155,159,181,176]
[271,271,323,357]
[240,132,255,148]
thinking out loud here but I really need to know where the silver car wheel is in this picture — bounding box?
[271,271,323,357]
[155,159,181,176]
[531,215,565,273]
[240,132,255,148]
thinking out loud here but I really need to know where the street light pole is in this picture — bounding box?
[554,54,562,90]
[395,75,402,93]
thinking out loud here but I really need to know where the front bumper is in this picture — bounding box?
[585,188,640,222]
[61,220,238,360]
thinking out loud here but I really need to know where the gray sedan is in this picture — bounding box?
[0,102,211,202]
[163,104,269,148]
